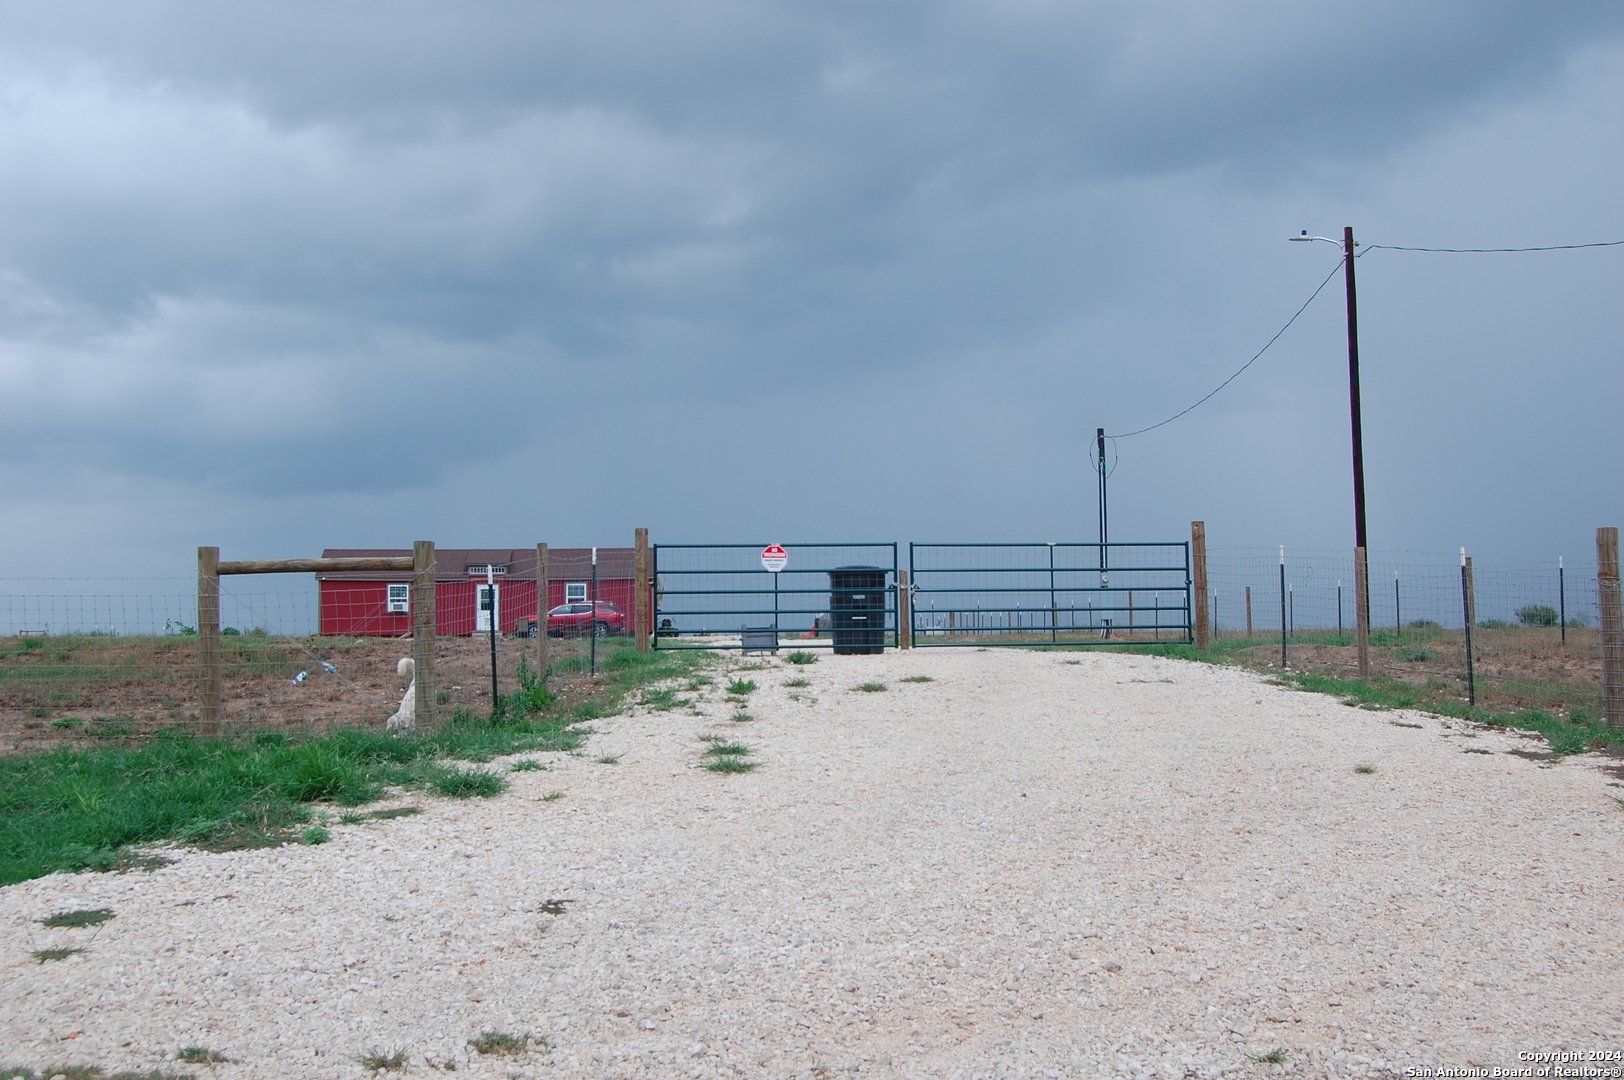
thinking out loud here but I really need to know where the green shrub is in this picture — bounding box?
[1515,605,1558,627]
[1477,618,1513,630]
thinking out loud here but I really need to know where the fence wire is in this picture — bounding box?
[1207,550,1604,720]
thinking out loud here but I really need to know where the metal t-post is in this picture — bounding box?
[1279,546,1287,668]
[487,565,499,715]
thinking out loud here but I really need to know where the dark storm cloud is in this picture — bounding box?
[0,1,1619,566]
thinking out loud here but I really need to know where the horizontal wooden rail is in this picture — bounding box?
[215,557,415,575]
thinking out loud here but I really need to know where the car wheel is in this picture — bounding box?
[593,621,610,637]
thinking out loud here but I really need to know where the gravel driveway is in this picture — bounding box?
[3,648,1622,1079]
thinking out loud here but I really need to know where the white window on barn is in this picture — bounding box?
[565,582,587,603]
[387,584,410,614]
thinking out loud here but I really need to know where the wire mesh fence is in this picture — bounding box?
[0,577,556,747]
[1207,549,1604,720]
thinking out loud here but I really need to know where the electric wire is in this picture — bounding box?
[1111,258,1344,440]
[1362,240,1623,253]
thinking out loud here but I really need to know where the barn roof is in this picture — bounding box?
[318,548,636,583]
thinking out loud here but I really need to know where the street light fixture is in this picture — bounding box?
[1291,226,1370,676]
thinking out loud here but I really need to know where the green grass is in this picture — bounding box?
[469,1031,528,1056]
[726,678,758,695]
[1353,764,1377,774]
[783,677,810,688]
[1248,1049,1288,1065]
[0,643,714,886]
[299,825,331,845]
[31,947,83,962]
[178,1048,230,1065]
[785,651,819,665]
[703,740,756,773]
[41,907,114,928]
[729,711,754,723]
[510,759,545,772]
[358,1048,407,1070]
[854,681,887,693]
[900,675,934,683]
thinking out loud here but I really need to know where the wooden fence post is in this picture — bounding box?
[412,540,436,726]
[536,543,550,676]
[1599,527,1622,728]
[898,570,912,649]
[634,528,651,653]
[1354,546,1371,678]
[1191,522,1209,649]
[197,546,222,735]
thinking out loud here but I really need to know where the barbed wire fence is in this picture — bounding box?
[1207,549,1604,720]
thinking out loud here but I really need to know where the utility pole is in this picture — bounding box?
[1292,226,1370,676]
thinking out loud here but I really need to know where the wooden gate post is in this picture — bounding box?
[1354,546,1371,678]
[198,546,222,735]
[1599,527,1622,728]
[634,528,651,653]
[536,543,550,676]
[898,571,912,649]
[1191,522,1209,649]
[412,540,436,726]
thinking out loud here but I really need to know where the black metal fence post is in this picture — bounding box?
[486,565,499,714]
[1394,573,1401,637]
[590,547,598,677]
[1279,546,1287,668]
[1559,557,1567,645]
[1461,548,1475,707]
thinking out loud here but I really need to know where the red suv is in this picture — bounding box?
[546,601,626,637]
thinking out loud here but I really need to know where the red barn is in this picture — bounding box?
[317,547,641,637]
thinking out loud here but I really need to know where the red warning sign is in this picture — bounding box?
[760,545,788,573]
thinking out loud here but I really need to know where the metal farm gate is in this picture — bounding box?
[653,543,899,652]
[907,542,1191,647]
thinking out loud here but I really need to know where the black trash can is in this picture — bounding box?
[829,566,888,655]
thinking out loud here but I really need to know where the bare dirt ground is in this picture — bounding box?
[0,635,584,754]
[2,647,1622,1079]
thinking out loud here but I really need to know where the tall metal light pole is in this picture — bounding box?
[1292,227,1370,676]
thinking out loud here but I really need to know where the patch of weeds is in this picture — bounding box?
[900,675,934,683]
[730,711,754,723]
[726,678,758,696]
[854,682,887,693]
[369,806,421,820]
[510,759,545,772]
[359,1048,408,1070]
[338,811,367,824]
[1063,659,1082,665]
[300,825,331,845]
[1397,646,1433,662]
[684,675,714,691]
[1353,764,1377,774]
[50,718,85,729]
[542,791,566,801]
[429,768,506,799]
[703,741,756,773]
[1247,1049,1288,1065]
[785,651,818,665]
[783,677,810,688]
[31,947,84,962]
[594,754,622,765]
[538,898,573,915]
[469,1031,528,1056]
[1463,747,1493,754]
[179,1047,232,1064]
[639,687,686,711]
[41,908,114,928]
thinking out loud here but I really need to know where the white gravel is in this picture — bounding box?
[3,648,1622,1079]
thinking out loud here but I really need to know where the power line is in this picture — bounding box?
[1112,259,1343,440]
[1363,240,1624,253]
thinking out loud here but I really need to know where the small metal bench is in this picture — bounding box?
[740,626,779,655]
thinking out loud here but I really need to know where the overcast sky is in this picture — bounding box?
[1,1,1620,583]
